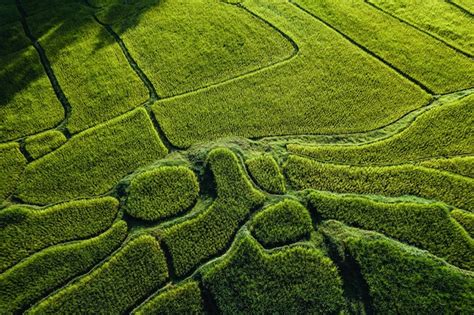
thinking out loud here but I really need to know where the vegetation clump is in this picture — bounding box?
[25,130,66,159]
[246,154,286,194]
[251,199,312,247]
[126,166,199,221]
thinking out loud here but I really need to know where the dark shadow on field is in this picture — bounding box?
[0,0,160,108]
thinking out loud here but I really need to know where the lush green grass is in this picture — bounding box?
[134,281,204,315]
[16,108,167,204]
[419,156,474,178]
[202,235,345,314]
[369,0,473,56]
[159,148,265,277]
[0,196,119,272]
[451,209,474,238]
[0,221,127,314]
[295,0,474,94]
[321,221,474,314]
[25,130,66,159]
[126,166,199,221]
[1,46,64,141]
[0,142,26,203]
[30,235,169,314]
[451,0,474,13]
[100,0,294,97]
[153,0,429,148]
[246,154,286,194]
[284,155,474,211]
[307,191,473,269]
[289,94,474,165]
[23,2,148,133]
[251,199,312,247]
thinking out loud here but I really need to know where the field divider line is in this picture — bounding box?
[446,0,474,17]
[365,0,473,59]
[15,0,73,134]
[92,15,159,101]
[288,0,435,95]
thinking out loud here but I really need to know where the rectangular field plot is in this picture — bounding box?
[153,0,430,148]
[369,0,473,56]
[1,44,64,141]
[22,2,148,133]
[99,0,295,96]
[294,0,474,94]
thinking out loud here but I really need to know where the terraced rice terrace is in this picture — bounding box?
[1,0,473,313]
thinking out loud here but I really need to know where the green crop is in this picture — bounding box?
[126,166,199,221]
[160,148,265,277]
[100,0,293,97]
[30,235,169,314]
[308,191,473,269]
[289,94,474,165]
[284,155,474,211]
[246,155,286,194]
[16,108,167,204]
[134,281,204,315]
[295,0,474,93]
[451,209,474,238]
[369,0,473,55]
[0,142,26,202]
[25,130,66,159]
[153,0,429,148]
[0,196,119,272]
[452,0,474,12]
[419,156,474,178]
[251,199,312,247]
[1,46,64,141]
[0,221,127,314]
[321,221,474,314]
[23,2,148,133]
[202,235,345,314]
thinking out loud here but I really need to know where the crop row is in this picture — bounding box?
[0,142,26,202]
[307,191,473,269]
[289,94,474,166]
[284,155,474,211]
[0,196,119,272]
[294,0,473,93]
[29,235,169,314]
[24,130,67,160]
[16,108,168,204]
[0,221,127,313]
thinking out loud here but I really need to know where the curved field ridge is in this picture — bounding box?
[159,148,265,277]
[288,94,474,165]
[321,221,474,313]
[16,108,167,204]
[29,235,168,314]
[0,197,119,273]
[307,191,474,269]
[284,155,474,211]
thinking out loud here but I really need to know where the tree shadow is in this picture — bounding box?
[1,0,160,131]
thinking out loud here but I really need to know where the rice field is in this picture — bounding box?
[1,0,473,313]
